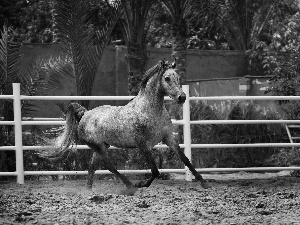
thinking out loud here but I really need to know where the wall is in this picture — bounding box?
[188,77,242,98]
[186,50,248,80]
[188,75,272,97]
[188,76,279,117]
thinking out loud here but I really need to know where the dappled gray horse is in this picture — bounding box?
[45,59,210,191]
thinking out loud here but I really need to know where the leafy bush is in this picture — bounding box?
[214,101,286,167]
[170,100,287,169]
[250,12,300,169]
[266,148,300,167]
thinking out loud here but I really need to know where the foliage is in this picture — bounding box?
[1,0,123,178]
[266,148,300,167]
[148,0,300,53]
[0,26,22,98]
[263,13,300,97]
[245,1,300,74]
[0,0,56,43]
[52,0,121,108]
[146,3,172,48]
[2,0,300,51]
[169,100,286,168]
[0,25,22,178]
[0,0,21,29]
[0,25,51,178]
[117,0,157,95]
[257,10,300,168]
[251,11,300,120]
[147,1,221,50]
[161,0,201,84]
[206,0,276,50]
[214,101,285,167]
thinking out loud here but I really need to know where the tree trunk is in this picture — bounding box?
[171,22,188,85]
[172,36,187,85]
[126,42,147,96]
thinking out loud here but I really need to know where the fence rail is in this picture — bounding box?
[1,83,300,184]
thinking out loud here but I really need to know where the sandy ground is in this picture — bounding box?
[1,171,300,225]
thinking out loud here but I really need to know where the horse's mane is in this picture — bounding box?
[140,60,166,89]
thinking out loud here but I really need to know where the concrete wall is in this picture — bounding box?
[188,76,278,115]
[188,77,242,98]
[20,44,249,117]
[186,50,248,80]
[188,75,272,98]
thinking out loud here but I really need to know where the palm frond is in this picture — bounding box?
[19,57,51,116]
[0,25,22,123]
[42,55,74,90]
[0,25,55,117]
[0,25,22,95]
[210,0,276,50]
[120,0,156,44]
[162,0,177,22]
[53,0,122,108]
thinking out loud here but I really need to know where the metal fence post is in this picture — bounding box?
[182,85,192,181]
[13,83,24,184]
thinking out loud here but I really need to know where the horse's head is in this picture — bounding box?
[160,60,186,104]
[141,59,186,104]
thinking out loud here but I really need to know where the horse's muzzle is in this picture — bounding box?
[177,93,186,104]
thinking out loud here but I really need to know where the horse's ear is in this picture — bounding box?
[171,61,176,68]
[161,59,167,68]
[171,57,177,68]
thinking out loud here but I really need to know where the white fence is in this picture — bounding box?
[1,83,300,184]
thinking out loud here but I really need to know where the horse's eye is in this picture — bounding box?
[165,77,171,82]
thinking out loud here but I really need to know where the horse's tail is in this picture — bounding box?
[40,102,87,162]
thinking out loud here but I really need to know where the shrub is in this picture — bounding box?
[266,148,300,167]
[215,101,286,167]
[172,100,287,168]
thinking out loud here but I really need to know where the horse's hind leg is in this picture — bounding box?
[162,131,211,189]
[87,151,100,189]
[134,144,160,188]
[87,143,134,189]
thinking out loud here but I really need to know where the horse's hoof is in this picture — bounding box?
[120,186,138,196]
[201,181,212,189]
[134,181,145,188]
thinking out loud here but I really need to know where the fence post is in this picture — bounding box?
[182,85,192,181]
[13,83,24,184]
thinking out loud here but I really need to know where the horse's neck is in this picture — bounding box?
[137,79,165,114]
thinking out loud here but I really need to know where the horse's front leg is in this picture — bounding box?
[134,144,160,188]
[162,130,211,189]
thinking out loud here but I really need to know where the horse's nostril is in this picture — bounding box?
[178,94,186,103]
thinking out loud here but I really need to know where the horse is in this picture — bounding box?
[43,59,210,193]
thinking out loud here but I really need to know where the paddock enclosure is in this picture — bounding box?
[1,83,300,224]
[1,83,300,183]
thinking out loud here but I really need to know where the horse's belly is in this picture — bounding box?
[80,117,137,148]
[101,126,137,148]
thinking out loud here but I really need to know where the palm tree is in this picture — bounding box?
[0,25,21,175]
[118,0,157,95]
[0,25,50,177]
[53,0,122,108]
[0,26,21,123]
[208,0,276,50]
[162,0,199,84]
